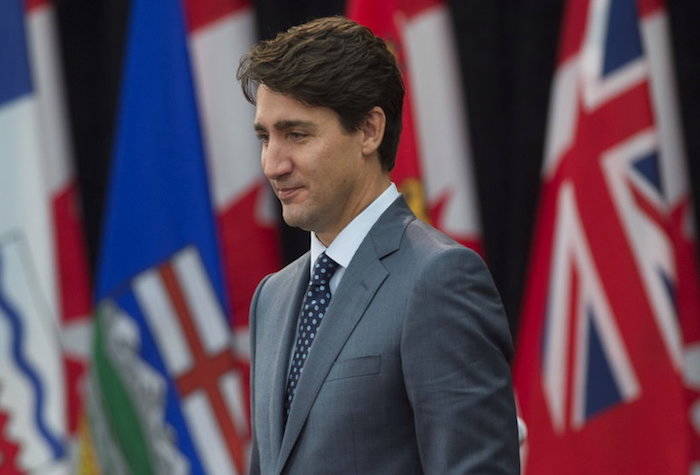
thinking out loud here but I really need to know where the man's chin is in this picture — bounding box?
[281,208,314,232]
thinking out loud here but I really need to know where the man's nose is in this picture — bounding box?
[262,139,293,179]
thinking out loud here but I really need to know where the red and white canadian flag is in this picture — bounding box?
[348,0,482,254]
[184,1,283,471]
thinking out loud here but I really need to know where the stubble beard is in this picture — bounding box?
[281,201,318,232]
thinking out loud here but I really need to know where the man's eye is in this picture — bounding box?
[288,132,308,141]
[256,134,269,144]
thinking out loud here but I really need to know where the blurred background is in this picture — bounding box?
[2,0,699,473]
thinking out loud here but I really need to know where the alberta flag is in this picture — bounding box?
[514,0,700,473]
[87,0,248,473]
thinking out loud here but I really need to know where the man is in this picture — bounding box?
[239,16,519,474]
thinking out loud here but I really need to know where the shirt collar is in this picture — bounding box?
[310,182,400,273]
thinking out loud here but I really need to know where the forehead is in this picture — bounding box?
[254,85,337,127]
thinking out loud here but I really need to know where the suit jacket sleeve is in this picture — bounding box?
[401,246,520,474]
[248,274,270,475]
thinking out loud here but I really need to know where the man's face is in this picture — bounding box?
[254,86,367,239]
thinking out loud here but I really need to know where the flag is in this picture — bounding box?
[86,0,247,473]
[1,0,92,472]
[184,3,282,468]
[1,0,68,472]
[514,0,700,473]
[25,0,94,467]
[347,0,482,253]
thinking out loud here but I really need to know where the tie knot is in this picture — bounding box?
[311,253,339,286]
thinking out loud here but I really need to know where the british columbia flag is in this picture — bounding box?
[514,0,700,473]
[2,0,91,472]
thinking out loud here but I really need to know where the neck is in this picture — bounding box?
[316,174,391,246]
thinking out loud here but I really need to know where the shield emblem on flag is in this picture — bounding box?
[89,246,248,474]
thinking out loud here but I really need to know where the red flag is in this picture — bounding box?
[347,0,482,253]
[514,0,700,473]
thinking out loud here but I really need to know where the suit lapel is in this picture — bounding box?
[276,198,415,472]
[269,254,310,459]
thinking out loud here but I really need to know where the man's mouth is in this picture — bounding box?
[276,186,303,201]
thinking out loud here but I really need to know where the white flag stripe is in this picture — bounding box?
[542,185,574,431]
[233,327,250,360]
[189,10,259,209]
[543,60,579,179]
[572,293,590,429]
[220,371,247,437]
[403,6,479,235]
[183,391,238,475]
[641,13,688,204]
[26,4,73,195]
[134,269,192,374]
[173,247,229,354]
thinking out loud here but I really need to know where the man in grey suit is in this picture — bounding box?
[238,16,519,474]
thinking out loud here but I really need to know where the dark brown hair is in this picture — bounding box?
[237,16,404,171]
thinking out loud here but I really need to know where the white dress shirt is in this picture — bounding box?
[309,182,400,293]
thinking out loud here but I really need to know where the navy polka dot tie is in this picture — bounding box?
[284,252,340,423]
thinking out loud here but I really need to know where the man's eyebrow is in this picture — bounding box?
[273,120,316,131]
[254,120,317,134]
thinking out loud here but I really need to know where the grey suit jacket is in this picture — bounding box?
[248,198,519,474]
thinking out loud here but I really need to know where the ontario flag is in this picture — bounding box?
[347,0,482,253]
[86,0,249,473]
[514,0,700,473]
[1,0,92,473]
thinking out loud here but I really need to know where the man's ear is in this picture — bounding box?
[360,106,386,158]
